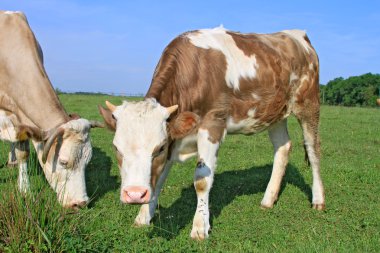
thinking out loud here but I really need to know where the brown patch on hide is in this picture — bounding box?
[0,12,70,130]
[16,125,46,141]
[150,146,168,189]
[145,36,231,118]
[169,112,200,139]
[115,150,123,168]
[194,177,207,193]
[200,109,227,143]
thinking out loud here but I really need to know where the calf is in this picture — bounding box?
[99,26,325,240]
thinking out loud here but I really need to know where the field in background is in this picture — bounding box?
[1,94,379,252]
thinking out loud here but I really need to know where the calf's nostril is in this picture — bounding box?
[126,189,147,199]
[140,189,147,198]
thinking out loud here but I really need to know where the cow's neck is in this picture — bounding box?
[1,82,69,130]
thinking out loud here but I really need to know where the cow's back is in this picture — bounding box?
[0,11,68,129]
[146,27,319,134]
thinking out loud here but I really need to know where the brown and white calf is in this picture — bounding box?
[99,26,325,240]
[0,11,102,208]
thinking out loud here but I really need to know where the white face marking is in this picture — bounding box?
[112,99,170,193]
[281,30,311,53]
[187,26,258,90]
[34,119,92,207]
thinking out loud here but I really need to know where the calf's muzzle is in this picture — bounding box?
[122,186,150,204]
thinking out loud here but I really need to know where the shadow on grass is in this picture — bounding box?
[85,147,118,207]
[149,163,312,239]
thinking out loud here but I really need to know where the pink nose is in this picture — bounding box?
[122,186,150,204]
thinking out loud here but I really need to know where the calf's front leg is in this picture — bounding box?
[134,161,173,226]
[191,128,220,240]
[15,141,30,194]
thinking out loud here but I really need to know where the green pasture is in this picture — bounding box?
[1,94,379,252]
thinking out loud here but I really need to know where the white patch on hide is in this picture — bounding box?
[187,26,258,90]
[289,72,299,84]
[226,108,264,134]
[0,110,18,142]
[281,30,311,53]
[171,134,198,162]
[251,92,261,101]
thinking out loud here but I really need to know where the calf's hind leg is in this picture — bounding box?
[261,119,292,208]
[298,116,325,210]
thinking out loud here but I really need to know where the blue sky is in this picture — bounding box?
[3,1,380,94]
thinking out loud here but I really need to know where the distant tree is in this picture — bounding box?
[55,87,64,95]
[320,73,380,107]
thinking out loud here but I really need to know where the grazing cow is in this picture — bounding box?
[0,11,102,208]
[99,26,325,240]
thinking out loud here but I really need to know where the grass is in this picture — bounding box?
[1,94,379,252]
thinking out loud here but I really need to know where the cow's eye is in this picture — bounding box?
[158,145,165,154]
[113,145,122,155]
[153,144,166,157]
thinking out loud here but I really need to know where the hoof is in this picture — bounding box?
[260,203,274,209]
[6,161,17,168]
[312,203,325,211]
[133,215,151,227]
[133,221,150,227]
[190,228,208,241]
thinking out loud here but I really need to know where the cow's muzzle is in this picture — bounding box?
[122,186,150,204]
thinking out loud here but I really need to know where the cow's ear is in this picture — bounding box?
[69,113,81,120]
[98,105,116,131]
[169,112,200,139]
[16,125,47,141]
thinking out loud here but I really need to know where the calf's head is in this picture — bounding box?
[99,99,199,204]
[19,118,102,208]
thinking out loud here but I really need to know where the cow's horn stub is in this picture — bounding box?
[42,127,65,164]
[89,120,105,128]
[166,105,178,115]
[105,101,116,112]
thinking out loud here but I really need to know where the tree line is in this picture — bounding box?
[320,73,380,107]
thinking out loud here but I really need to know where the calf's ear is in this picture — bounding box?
[98,104,116,131]
[168,112,200,139]
[16,125,47,141]
[69,113,81,120]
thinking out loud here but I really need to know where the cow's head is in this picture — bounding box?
[18,118,103,208]
[98,99,199,204]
